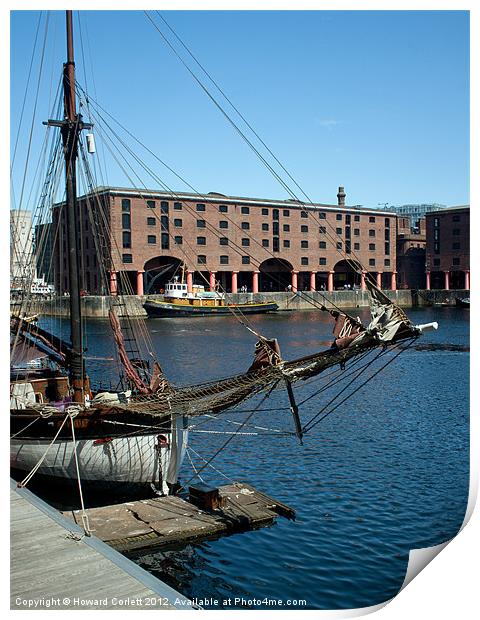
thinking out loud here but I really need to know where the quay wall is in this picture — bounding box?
[12,289,468,318]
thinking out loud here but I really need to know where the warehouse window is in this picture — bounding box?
[122,231,131,248]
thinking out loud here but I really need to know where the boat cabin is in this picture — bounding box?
[164,277,225,304]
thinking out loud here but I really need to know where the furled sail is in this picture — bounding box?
[365,280,417,343]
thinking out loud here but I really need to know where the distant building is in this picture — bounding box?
[10,209,34,289]
[393,203,446,229]
[34,222,55,285]
[425,206,469,290]
[52,186,399,295]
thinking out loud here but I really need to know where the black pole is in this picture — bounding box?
[285,380,303,444]
[62,10,84,403]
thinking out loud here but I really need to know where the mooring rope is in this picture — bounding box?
[69,412,93,537]
[17,409,71,487]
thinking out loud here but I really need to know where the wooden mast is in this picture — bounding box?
[63,11,84,403]
[46,11,92,402]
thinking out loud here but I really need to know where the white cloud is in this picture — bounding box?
[315,119,341,130]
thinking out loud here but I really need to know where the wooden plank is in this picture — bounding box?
[235,482,296,519]
[10,486,190,610]
[67,505,154,541]
[24,482,295,557]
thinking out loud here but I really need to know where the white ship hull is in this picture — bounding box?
[11,421,188,495]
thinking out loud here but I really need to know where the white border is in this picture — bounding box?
[2,2,476,618]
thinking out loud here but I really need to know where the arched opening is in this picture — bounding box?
[397,247,426,289]
[259,258,294,292]
[333,259,362,290]
[450,270,465,289]
[430,271,445,290]
[144,256,183,294]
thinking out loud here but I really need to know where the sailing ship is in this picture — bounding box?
[11,11,438,501]
[10,12,187,495]
[143,274,278,317]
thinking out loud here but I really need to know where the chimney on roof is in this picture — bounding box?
[337,186,346,207]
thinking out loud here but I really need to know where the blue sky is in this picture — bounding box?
[10,10,469,209]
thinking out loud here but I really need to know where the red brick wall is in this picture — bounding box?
[426,208,470,273]
[54,189,398,293]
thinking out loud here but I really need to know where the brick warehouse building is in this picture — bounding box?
[425,206,470,290]
[53,186,399,296]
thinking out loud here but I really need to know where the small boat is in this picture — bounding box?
[144,276,279,317]
[455,297,470,308]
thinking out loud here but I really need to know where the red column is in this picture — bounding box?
[391,271,397,291]
[209,271,217,291]
[376,272,382,289]
[426,271,431,290]
[328,271,334,292]
[109,270,118,296]
[186,270,194,294]
[361,270,367,291]
[465,270,470,290]
[291,270,299,292]
[136,270,144,296]
[252,270,260,294]
[231,271,238,294]
[444,270,450,291]
[310,271,317,292]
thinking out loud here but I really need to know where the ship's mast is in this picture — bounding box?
[45,10,92,403]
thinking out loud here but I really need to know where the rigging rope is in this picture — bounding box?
[302,339,417,434]
[178,382,279,491]
[144,10,382,287]
[69,413,93,536]
[72,80,368,317]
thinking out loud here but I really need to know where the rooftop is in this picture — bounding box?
[78,186,395,216]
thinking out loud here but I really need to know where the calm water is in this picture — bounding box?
[39,307,470,609]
